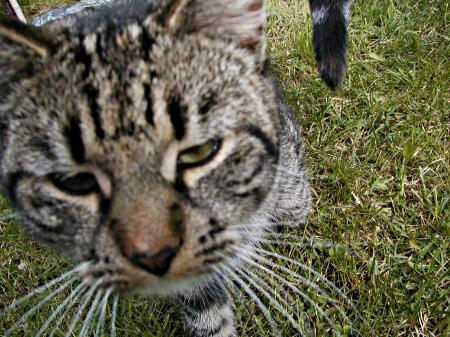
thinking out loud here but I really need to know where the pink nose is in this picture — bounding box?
[124,244,180,276]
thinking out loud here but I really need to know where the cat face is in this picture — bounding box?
[0,0,280,294]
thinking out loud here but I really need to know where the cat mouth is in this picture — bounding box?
[78,231,240,294]
[79,260,215,296]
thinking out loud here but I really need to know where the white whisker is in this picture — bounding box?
[255,248,354,307]
[5,276,78,336]
[227,219,290,233]
[229,220,302,232]
[35,280,88,337]
[256,249,371,334]
[66,278,103,336]
[94,287,113,337]
[48,285,90,337]
[258,238,339,249]
[254,230,342,249]
[272,164,305,175]
[111,294,119,337]
[242,264,295,303]
[250,251,348,312]
[221,277,265,337]
[233,265,307,337]
[242,254,343,336]
[217,277,244,331]
[78,288,104,337]
[230,223,338,250]
[0,212,20,222]
[6,266,83,311]
[216,264,281,337]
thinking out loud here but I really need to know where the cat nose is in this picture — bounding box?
[125,244,180,276]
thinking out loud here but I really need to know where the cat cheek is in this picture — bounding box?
[18,201,95,255]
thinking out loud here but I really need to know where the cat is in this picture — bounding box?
[0,0,351,336]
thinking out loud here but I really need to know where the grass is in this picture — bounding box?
[1,0,449,336]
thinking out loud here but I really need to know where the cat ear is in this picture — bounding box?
[162,0,267,59]
[0,17,51,58]
[0,18,52,93]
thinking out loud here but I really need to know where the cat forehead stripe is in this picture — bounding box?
[73,34,106,139]
[64,117,85,163]
[168,95,187,140]
[143,83,154,126]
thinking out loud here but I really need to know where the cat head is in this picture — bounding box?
[0,0,281,294]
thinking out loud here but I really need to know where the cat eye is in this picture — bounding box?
[49,173,100,195]
[178,140,221,167]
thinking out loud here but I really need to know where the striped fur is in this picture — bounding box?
[0,0,353,335]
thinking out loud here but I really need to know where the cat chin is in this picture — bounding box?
[131,273,214,298]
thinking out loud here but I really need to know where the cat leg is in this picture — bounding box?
[178,280,236,337]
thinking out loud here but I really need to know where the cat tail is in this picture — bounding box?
[309,0,352,90]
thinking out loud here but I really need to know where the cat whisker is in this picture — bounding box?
[229,220,303,232]
[78,288,104,337]
[256,231,343,249]
[268,231,341,243]
[231,241,344,304]
[272,164,308,177]
[35,280,89,337]
[6,265,84,311]
[216,278,244,332]
[215,264,281,337]
[232,264,308,337]
[66,278,103,336]
[230,237,348,308]
[215,270,265,337]
[232,220,273,233]
[258,238,338,249]
[48,285,90,337]
[256,248,373,334]
[4,276,78,337]
[94,287,113,337]
[0,212,20,222]
[269,220,304,227]
[251,251,349,312]
[241,253,344,336]
[255,248,354,309]
[111,294,119,337]
[257,248,369,332]
[233,228,345,259]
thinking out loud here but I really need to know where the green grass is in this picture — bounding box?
[1,0,449,336]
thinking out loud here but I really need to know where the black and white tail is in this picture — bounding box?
[309,0,352,89]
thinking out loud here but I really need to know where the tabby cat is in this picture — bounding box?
[0,0,351,336]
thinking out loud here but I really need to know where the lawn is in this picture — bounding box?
[1,0,449,336]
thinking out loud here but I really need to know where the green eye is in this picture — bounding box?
[178,140,220,167]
